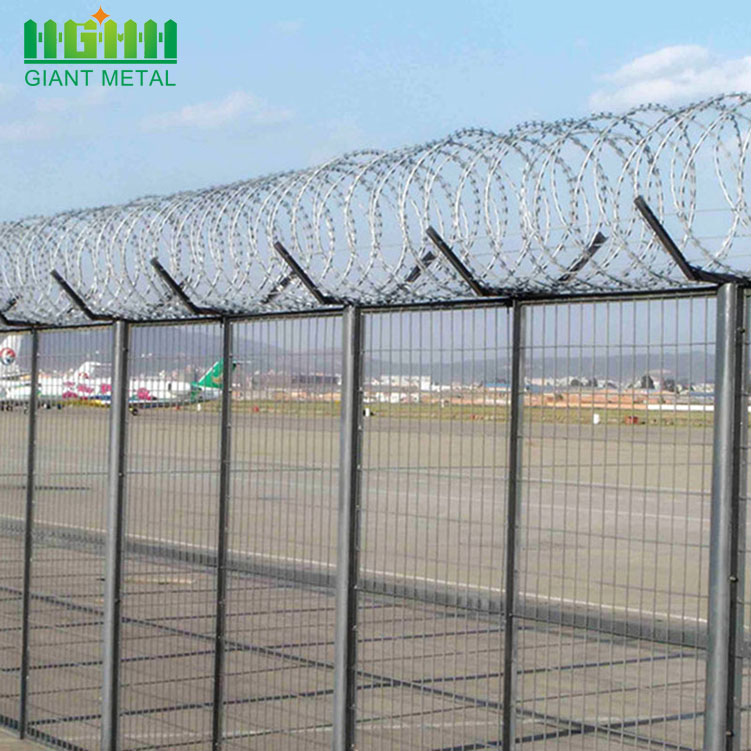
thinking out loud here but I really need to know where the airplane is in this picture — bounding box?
[2,357,230,413]
[123,359,228,411]
[0,333,23,376]
[0,334,27,408]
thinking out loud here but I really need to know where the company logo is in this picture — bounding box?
[0,348,17,367]
[23,8,177,88]
[24,8,176,64]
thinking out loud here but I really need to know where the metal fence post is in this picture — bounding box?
[19,328,39,738]
[704,283,747,751]
[502,300,525,749]
[212,317,233,751]
[332,306,364,751]
[101,321,130,751]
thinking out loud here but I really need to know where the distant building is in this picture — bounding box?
[291,373,340,387]
[370,374,433,391]
[630,372,676,392]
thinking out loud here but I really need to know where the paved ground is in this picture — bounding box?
[0,405,739,751]
[0,728,43,750]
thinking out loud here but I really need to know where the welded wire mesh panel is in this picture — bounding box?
[513,296,715,749]
[0,331,30,729]
[26,327,112,750]
[354,307,512,750]
[119,323,222,751]
[222,315,341,749]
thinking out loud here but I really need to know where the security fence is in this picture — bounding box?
[4,93,751,751]
[0,285,747,751]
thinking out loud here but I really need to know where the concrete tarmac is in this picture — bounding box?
[0,728,43,750]
[0,405,736,751]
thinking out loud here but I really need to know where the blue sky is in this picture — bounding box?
[2,0,750,221]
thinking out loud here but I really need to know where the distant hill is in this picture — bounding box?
[5,327,718,386]
[365,350,716,386]
[10,327,283,376]
[309,349,716,386]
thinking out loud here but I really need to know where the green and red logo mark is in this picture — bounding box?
[24,7,177,64]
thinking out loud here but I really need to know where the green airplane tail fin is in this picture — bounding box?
[193,359,225,390]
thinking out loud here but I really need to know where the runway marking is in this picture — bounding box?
[0,514,710,626]
[234,472,711,522]
[24,467,711,524]
[12,464,711,499]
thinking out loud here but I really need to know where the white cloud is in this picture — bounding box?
[308,118,368,165]
[141,91,293,131]
[275,20,303,34]
[33,88,109,114]
[34,97,70,114]
[0,88,110,142]
[0,119,54,142]
[589,45,751,111]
